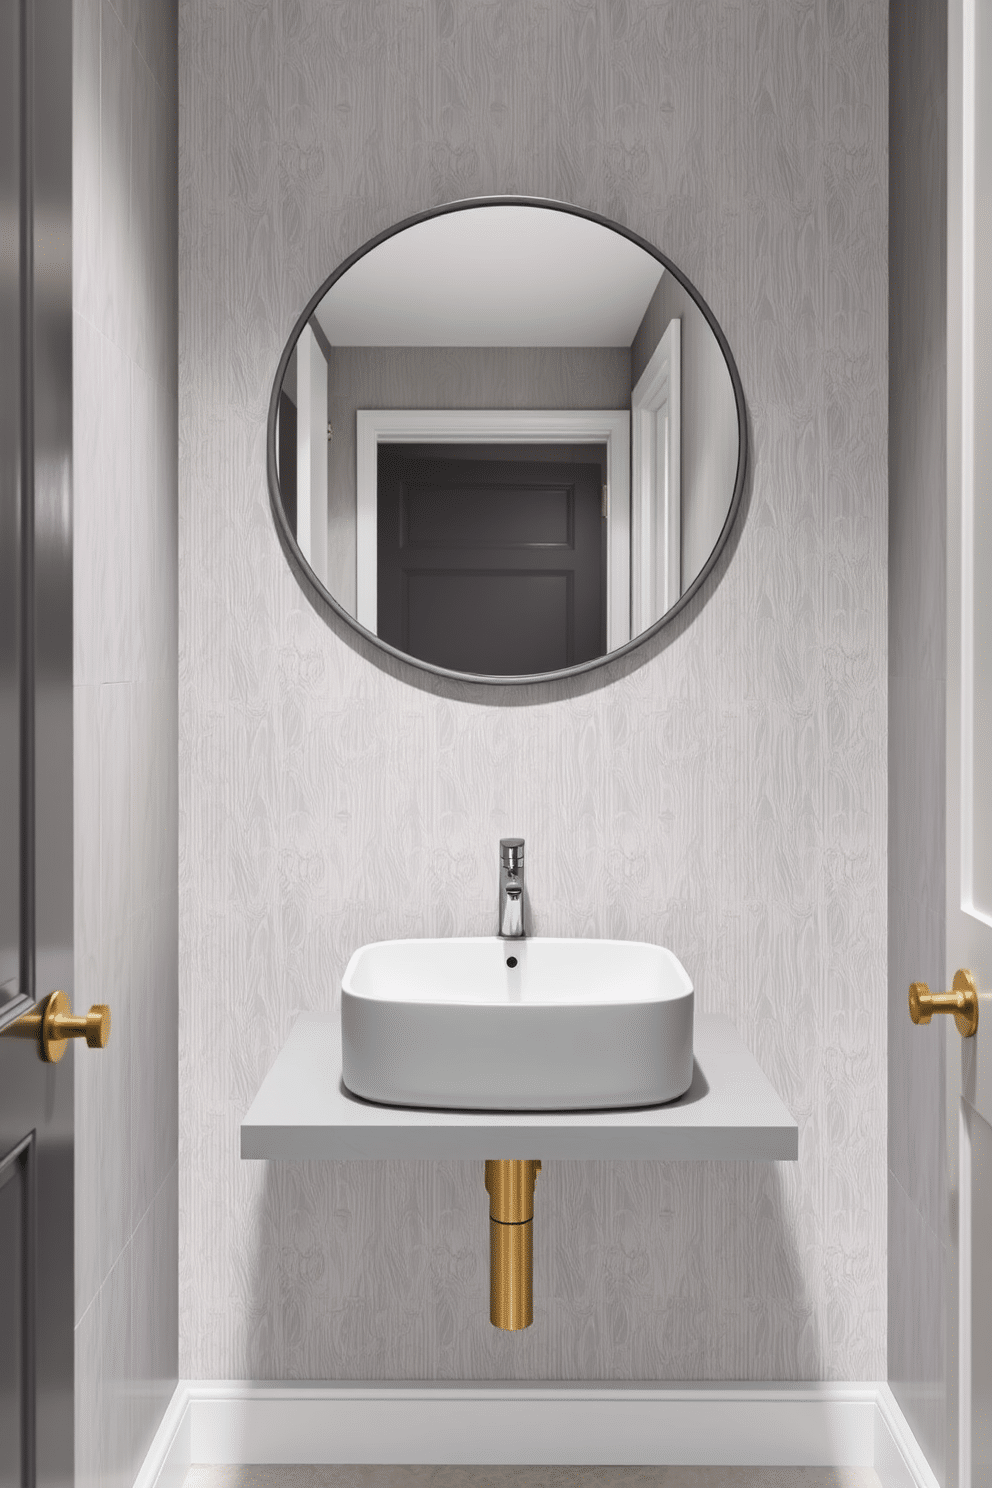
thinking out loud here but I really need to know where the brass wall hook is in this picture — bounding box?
[484,1159,541,1330]
[909,968,979,1038]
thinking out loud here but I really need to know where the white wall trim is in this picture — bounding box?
[134,1381,938,1487]
[355,409,631,652]
[874,1385,942,1488]
[131,1382,191,1488]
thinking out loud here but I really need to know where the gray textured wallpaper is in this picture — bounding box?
[888,1,947,1477]
[179,0,887,1382]
[74,0,178,1478]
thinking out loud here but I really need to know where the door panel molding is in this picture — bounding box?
[0,1133,37,1488]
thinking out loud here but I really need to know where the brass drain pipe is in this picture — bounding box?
[484,1159,541,1330]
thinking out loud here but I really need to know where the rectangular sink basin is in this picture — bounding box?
[341,937,694,1112]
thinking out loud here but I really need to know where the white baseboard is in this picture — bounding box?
[873,1387,942,1488]
[132,1382,191,1488]
[134,1381,940,1488]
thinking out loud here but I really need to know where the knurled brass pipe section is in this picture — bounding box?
[490,1211,532,1331]
[485,1160,541,1330]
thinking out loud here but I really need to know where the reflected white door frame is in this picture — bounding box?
[630,318,681,633]
[296,323,329,582]
[355,409,631,652]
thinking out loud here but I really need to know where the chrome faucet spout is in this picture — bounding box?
[500,882,523,938]
[498,838,525,939]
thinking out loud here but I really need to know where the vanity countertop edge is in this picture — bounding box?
[240,1012,798,1162]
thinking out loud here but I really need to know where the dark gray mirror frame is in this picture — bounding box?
[266,196,749,686]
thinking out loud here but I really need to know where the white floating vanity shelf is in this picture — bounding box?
[240,1013,798,1162]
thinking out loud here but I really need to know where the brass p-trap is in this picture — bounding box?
[484,1159,541,1330]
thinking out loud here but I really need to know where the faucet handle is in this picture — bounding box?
[500,838,524,871]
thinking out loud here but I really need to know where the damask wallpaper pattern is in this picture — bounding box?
[179,0,887,1381]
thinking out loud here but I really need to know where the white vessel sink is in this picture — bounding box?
[340,937,694,1112]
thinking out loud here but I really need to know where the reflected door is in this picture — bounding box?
[0,7,75,1488]
[377,443,607,675]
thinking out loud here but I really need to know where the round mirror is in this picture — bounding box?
[267,197,747,684]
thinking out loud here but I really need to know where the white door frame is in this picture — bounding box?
[946,1,991,1483]
[355,408,631,652]
[630,317,681,631]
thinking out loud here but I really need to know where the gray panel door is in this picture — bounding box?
[0,7,75,1488]
[377,442,608,674]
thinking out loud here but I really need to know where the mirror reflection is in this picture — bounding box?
[271,201,744,680]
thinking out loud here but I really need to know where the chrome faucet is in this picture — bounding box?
[498,838,525,939]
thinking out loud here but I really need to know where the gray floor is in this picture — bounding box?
[185,1468,883,1488]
